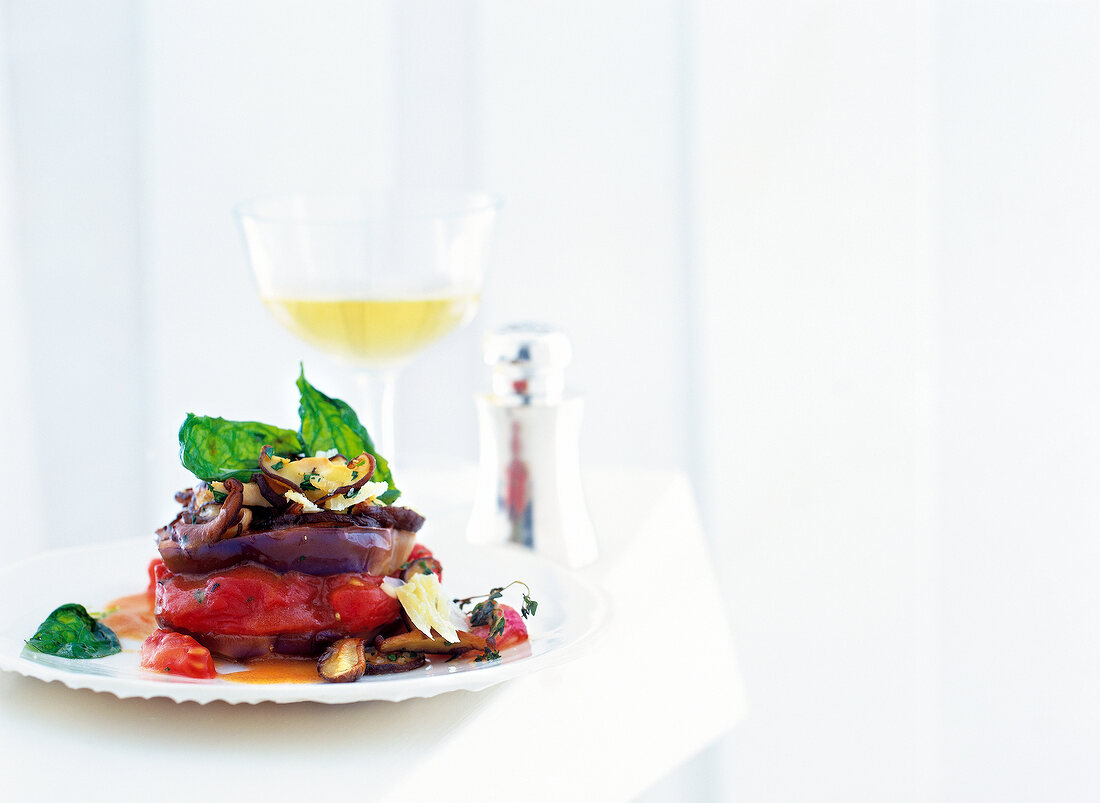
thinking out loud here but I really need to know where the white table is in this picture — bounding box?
[0,468,743,802]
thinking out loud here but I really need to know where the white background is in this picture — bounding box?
[2,1,1098,801]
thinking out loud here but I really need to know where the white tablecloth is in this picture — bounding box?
[0,468,742,802]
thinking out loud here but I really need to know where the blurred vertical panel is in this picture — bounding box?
[393,0,481,188]
[389,0,485,465]
[0,2,43,559]
[3,0,698,518]
[936,2,1100,800]
[693,1,938,800]
[477,6,707,794]
[2,0,145,548]
[479,0,691,470]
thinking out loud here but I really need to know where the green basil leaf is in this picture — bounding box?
[26,604,121,659]
[296,367,400,502]
[179,414,301,483]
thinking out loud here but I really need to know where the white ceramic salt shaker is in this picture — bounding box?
[466,323,598,568]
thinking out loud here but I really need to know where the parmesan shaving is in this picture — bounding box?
[394,573,460,644]
[320,481,389,511]
[283,490,321,513]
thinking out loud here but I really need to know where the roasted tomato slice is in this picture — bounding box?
[154,562,401,638]
[327,575,404,633]
[140,628,216,679]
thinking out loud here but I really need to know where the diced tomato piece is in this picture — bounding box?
[140,628,216,679]
[471,604,529,650]
[407,544,434,562]
[404,544,442,581]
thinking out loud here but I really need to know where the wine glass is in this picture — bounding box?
[235,189,501,463]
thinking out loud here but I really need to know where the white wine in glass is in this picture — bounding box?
[261,294,480,365]
[236,190,500,462]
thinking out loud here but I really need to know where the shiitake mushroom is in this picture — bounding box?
[258,446,302,502]
[317,637,366,683]
[376,629,489,656]
[363,648,426,675]
[317,637,426,682]
[169,478,245,552]
[260,446,378,509]
[401,557,443,583]
[316,453,376,507]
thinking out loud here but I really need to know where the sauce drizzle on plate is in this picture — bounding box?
[222,658,320,685]
[101,592,157,642]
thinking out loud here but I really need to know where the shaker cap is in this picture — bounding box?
[483,323,572,403]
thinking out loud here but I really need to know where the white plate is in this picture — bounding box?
[0,538,605,705]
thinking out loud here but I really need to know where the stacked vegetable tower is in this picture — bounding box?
[153,369,422,661]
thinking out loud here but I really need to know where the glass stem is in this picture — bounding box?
[354,368,400,465]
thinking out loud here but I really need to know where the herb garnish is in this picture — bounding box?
[475,645,501,663]
[176,366,400,501]
[398,558,437,577]
[454,581,538,662]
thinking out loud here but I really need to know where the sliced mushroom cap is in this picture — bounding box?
[170,478,244,554]
[376,628,487,655]
[195,502,221,522]
[317,452,376,506]
[362,648,425,675]
[317,637,366,683]
[194,482,215,506]
[212,479,272,508]
[259,445,302,497]
[253,473,289,508]
[401,557,443,583]
[346,505,425,531]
